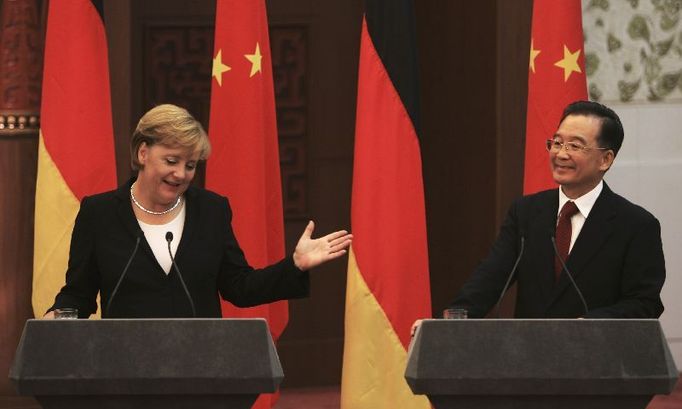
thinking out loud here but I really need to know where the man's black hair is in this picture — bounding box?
[559,100,624,156]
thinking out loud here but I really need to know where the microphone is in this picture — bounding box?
[494,235,525,318]
[165,232,196,317]
[550,234,589,316]
[105,234,142,317]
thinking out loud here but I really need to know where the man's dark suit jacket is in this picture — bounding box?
[451,182,665,318]
[51,179,309,318]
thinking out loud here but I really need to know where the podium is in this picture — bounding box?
[9,319,283,409]
[405,319,678,409]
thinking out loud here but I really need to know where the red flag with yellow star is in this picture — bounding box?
[524,0,587,193]
[205,1,284,407]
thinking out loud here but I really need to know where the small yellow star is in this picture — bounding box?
[244,43,263,77]
[212,49,231,86]
[529,38,541,73]
[554,45,582,82]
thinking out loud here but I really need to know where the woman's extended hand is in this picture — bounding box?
[293,221,353,270]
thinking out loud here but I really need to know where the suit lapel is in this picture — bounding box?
[528,190,559,306]
[115,178,167,276]
[174,185,199,264]
[548,183,617,307]
[115,179,144,239]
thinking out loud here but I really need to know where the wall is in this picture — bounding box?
[604,102,682,366]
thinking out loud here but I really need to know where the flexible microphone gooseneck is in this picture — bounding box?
[550,235,589,316]
[165,232,196,317]
[494,235,525,318]
[105,235,142,317]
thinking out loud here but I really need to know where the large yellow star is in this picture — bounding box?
[529,38,541,73]
[244,43,263,77]
[554,45,582,82]
[212,49,231,86]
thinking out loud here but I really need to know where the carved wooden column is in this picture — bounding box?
[0,0,42,397]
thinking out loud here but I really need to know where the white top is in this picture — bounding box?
[137,203,186,274]
[558,180,603,253]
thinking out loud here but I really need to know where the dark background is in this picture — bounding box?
[0,0,532,394]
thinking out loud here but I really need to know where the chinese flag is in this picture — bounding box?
[33,0,116,317]
[524,0,587,193]
[205,1,284,408]
[340,1,431,408]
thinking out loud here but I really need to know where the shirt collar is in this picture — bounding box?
[558,180,603,218]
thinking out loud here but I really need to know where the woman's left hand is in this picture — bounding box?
[293,221,353,270]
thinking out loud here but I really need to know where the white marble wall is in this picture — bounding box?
[605,103,682,366]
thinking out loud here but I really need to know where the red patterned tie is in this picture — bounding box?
[555,201,579,280]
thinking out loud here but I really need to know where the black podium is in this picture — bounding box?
[405,319,678,409]
[9,319,283,409]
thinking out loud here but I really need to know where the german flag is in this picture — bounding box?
[32,0,116,317]
[524,0,587,193]
[341,1,431,408]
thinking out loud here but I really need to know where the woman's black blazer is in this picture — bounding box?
[51,178,309,318]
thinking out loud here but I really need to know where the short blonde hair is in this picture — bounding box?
[130,104,211,170]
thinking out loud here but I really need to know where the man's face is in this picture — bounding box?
[549,114,614,199]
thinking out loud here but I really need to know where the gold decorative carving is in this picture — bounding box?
[0,110,40,132]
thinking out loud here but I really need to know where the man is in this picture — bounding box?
[450,100,665,318]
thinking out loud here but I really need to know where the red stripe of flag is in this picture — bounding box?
[41,0,116,198]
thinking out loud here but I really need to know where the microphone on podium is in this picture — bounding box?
[550,234,589,316]
[494,234,525,318]
[165,232,196,317]
[105,233,143,317]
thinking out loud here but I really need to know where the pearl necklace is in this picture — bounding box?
[130,182,182,215]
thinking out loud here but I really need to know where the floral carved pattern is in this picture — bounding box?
[583,0,682,102]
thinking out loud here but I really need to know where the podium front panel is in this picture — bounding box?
[10,319,283,396]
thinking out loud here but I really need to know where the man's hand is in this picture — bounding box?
[293,221,353,270]
[411,319,423,337]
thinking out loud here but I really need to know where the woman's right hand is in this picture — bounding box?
[42,311,55,319]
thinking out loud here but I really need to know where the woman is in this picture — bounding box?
[45,104,352,318]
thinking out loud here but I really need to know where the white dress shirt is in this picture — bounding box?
[138,204,186,274]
